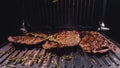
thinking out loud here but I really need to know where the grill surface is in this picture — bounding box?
[0,34,120,68]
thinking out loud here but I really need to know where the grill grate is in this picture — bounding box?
[0,35,120,68]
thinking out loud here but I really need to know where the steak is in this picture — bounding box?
[25,32,48,38]
[8,30,80,48]
[79,31,114,53]
[8,36,44,45]
[42,30,81,49]
[42,41,64,49]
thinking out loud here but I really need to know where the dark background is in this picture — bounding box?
[0,0,120,43]
[105,0,120,43]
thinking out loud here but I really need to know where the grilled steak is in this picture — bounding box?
[79,31,114,53]
[25,32,48,38]
[42,30,81,49]
[8,36,44,45]
[42,41,65,49]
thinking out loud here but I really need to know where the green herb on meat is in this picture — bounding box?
[63,55,73,60]
[55,61,61,68]
[8,56,16,62]
[16,57,23,63]
[0,51,3,54]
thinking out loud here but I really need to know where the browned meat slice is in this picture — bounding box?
[42,30,80,49]
[25,32,48,38]
[42,41,65,49]
[56,30,80,47]
[8,36,44,45]
[79,31,114,53]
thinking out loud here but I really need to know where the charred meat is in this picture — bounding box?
[42,41,65,49]
[42,30,81,49]
[79,31,114,53]
[8,36,45,45]
[8,30,80,48]
[8,30,115,53]
[25,32,48,38]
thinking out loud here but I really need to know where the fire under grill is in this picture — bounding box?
[0,34,120,68]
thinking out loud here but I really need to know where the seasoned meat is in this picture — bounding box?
[42,30,81,49]
[79,31,114,53]
[49,30,80,46]
[25,32,48,38]
[8,36,44,45]
[42,41,65,49]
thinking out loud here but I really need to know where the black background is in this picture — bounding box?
[105,0,120,43]
[0,0,120,43]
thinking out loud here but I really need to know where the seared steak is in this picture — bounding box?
[25,32,48,38]
[42,30,81,49]
[79,31,114,53]
[8,31,116,53]
[42,41,65,49]
[8,36,44,45]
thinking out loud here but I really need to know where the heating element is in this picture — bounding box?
[0,34,120,68]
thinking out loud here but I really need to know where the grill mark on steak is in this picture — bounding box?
[48,30,80,46]
[8,36,45,45]
[42,41,65,49]
[8,30,80,49]
[42,30,81,49]
[7,30,116,54]
[79,31,114,53]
